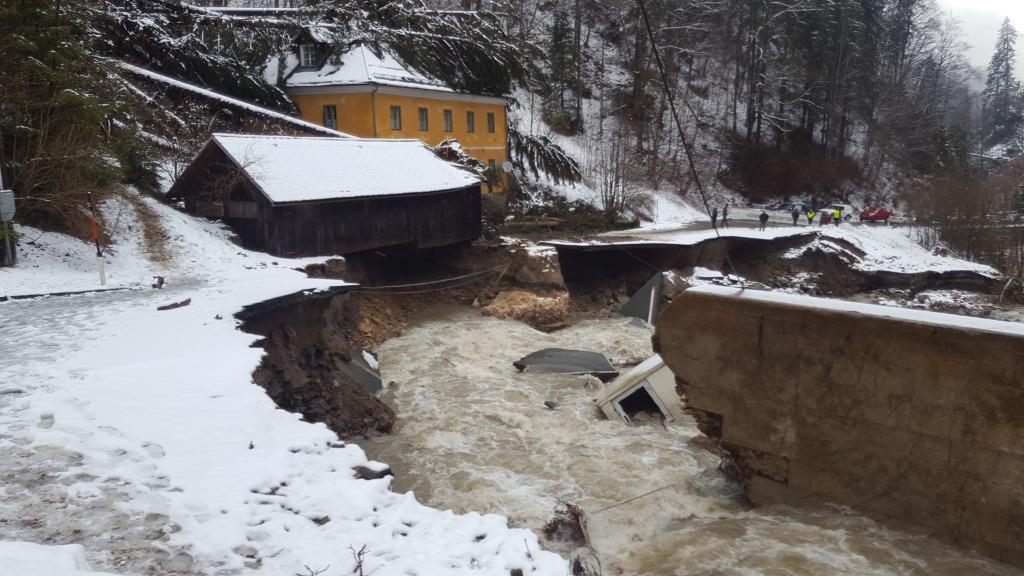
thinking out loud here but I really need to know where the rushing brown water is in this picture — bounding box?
[361,308,1020,576]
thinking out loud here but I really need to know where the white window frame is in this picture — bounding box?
[443,109,453,132]
[299,44,317,68]
[322,105,337,130]
[418,107,429,132]
[390,105,402,130]
[466,110,475,133]
[487,112,495,133]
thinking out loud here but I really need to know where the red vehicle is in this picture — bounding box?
[859,206,892,222]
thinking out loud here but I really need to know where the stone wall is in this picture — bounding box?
[654,285,1024,565]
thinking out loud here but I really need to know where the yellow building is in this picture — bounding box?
[282,41,509,192]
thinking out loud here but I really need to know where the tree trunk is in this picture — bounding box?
[574,0,583,128]
[631,10,647,151]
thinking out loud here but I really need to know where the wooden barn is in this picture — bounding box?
[168,134,482,257]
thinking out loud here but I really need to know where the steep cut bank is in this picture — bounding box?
[238,289,398,437]
[550,231,1001,305]
[236,241,570,438]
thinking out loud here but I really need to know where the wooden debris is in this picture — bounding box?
[157,298,191,311]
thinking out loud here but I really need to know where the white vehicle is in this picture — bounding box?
[826,203,856,220]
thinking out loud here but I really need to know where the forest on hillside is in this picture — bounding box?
[1,0,1022,278]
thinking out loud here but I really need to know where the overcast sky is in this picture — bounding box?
[936,0,1024,78]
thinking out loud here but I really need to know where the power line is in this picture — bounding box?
[353,265,507,295]
[635,0,741,280]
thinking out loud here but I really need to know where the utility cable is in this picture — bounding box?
[353,265,508,295]
[587,481,685,516]
[354,264,506,291]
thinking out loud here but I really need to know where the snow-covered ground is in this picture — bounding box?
[0,194,564,575]
[2,195,168,298]
[0,542,118,576]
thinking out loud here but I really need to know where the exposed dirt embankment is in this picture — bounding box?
[552,232,1001,308]
[238,290,397,438]
[237,241,569,438]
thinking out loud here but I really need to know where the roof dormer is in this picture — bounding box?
[292,27,330,70]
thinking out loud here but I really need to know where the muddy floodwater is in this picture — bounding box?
[361,308,1019,575]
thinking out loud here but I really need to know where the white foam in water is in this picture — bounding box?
[363,309,1019,575]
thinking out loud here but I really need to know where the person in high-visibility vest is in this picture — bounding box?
[832,209,841,225]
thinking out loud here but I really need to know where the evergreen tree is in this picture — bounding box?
[983,17,1022,144]
[0,0,123,234]
[543,7,576,131]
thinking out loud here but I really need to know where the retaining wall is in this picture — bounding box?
[654,285,1024,565]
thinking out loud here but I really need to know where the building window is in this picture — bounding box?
[466,110,476,133]
[487,112,495,133]
[390,105,402,130]
[418,107,429,132]
[322,105,337,130]
[299,44,317,68]
[443,109,453,132]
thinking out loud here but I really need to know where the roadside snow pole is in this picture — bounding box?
[86,192,106,286]
[0,189,14,267]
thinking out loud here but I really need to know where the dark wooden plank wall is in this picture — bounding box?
[266,186,481,256]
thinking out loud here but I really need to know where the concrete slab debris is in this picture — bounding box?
[341,349,383,394]
[620,272,664,324]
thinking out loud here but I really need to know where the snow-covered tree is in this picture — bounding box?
[983,18,1023,144]
[90,0,295,110]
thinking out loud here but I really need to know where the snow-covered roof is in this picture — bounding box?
[118,62,353,138]
[286,44,454,93]
[209,133,481,204]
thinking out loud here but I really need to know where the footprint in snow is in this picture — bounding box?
[142,442,166,458]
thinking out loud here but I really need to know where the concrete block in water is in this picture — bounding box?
[655,285,1024,566]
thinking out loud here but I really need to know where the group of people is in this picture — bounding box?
[800,208,844,227]
[710,204,730,229]
[710,204,845,231]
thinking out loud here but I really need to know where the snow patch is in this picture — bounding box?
[691,285,1024,337]
[0,542,119,576]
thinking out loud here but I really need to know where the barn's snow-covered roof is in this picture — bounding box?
[286,43,454,92]
[211,133,480,203]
